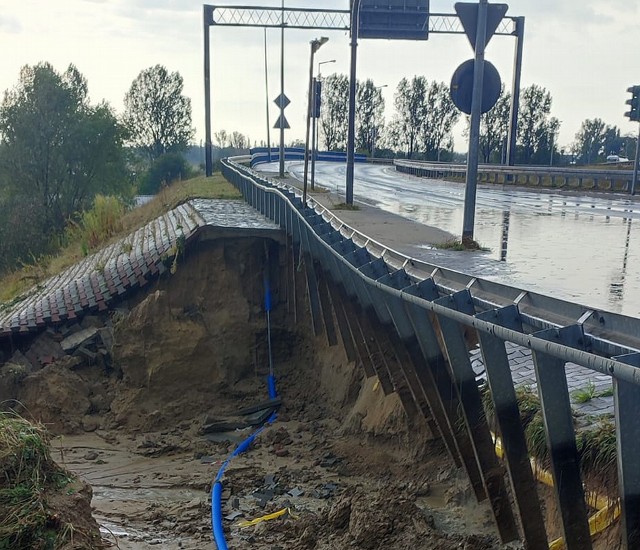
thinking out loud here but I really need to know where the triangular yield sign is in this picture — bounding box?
[454,2,508,51]
[273,114,290,130]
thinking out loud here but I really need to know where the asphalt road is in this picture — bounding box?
[261,161,640,317]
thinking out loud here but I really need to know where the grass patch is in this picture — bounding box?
[66,195,126,254]
[0,174,239,304]
[332,202,360,211]
[0,411,79,549]
[436,238,487,251]
[571,380,614,403]
[481,385,618,496]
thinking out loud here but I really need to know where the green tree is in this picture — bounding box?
[320,73,349,151]
[516,85,559,164]
[123,65,194,161]
[138,153,193,195]
[479,89,511,163]
[355,79,385,155]
[0,62,129,271]
[603,126,625,158]
[420,81,460,161]
[574,118,607,165]
[573,120,627,165]
[0,63,128,228]
[390,76,428,159]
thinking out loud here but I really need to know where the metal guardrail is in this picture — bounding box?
[221,157,640,549]
[248,147,368,168]
[395,159,636,193]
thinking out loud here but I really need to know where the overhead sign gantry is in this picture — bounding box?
[203,2,524,243]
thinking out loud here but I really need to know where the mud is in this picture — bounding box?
[57,418,504,550]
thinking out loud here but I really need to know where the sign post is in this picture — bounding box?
[462,0,488,245]
[345,0,430,205]
[453,1,508,245]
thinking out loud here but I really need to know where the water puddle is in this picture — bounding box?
[93,485,201,503]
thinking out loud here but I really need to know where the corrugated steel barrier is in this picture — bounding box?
[394,159,637,193]
[221,157,640,550]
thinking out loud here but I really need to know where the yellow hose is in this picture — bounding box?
[237,507,297,528]
[492,434,619,549]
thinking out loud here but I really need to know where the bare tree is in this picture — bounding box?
[214,129,228,148]
[229,131,249,149]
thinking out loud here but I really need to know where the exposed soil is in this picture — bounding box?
[2,235,607,549]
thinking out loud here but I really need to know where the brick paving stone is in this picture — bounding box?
[0,200,278,337]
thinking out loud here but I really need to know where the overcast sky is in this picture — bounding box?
[1,0,639,153]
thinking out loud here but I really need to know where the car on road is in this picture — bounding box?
[606,154,630,163]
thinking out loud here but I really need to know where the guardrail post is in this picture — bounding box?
[475,306,549,549]
[298,215,325,337]
[402,281,486,500]
[323,273,358,362]
[365,281,440,437]
[610,352,640,549]
[347,270,422,424]
[341,284,389,384]
[532,325,592,550]
[326,240,395,390]
[340,251,423,417]
[339,261,397,394]
[433,290,520,543]
[315,263,338,347]
[378,270,461,464]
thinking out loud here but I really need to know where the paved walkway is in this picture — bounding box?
[0,200,278,336]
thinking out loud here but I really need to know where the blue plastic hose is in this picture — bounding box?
[211,410,278,548]
[211,482,228,550]
[211,265,278,548]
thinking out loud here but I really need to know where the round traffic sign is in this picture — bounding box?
[450,59,501,115]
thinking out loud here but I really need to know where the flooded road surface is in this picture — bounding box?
[286,162,640,317]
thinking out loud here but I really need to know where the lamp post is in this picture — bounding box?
[278,0,286,178]
[264,28,272,163]
[311,59,335,190]
[318,59,336,76]
[371,84,387,158]
[345,0,363,205]
[302,36,329,206]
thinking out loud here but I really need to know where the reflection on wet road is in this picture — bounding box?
[288,162,640,317]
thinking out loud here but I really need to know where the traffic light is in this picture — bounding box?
[312,79,322,119]
[625,85,640,122]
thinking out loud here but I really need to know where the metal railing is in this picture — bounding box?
[221,157,640,549]
[395,159,637,193]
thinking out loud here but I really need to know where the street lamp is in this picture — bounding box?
[371,85,387,158]
[318,59,335,76]
[303,36,329,206]
[311,59,336,189]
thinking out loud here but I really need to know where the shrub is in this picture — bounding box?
[138,152,193,195]
[66,194,126,253]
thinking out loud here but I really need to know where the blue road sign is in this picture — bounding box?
[273,114,290,130]
[356,0,430,40]
[450,59,501,115]
[274,94,291,109]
